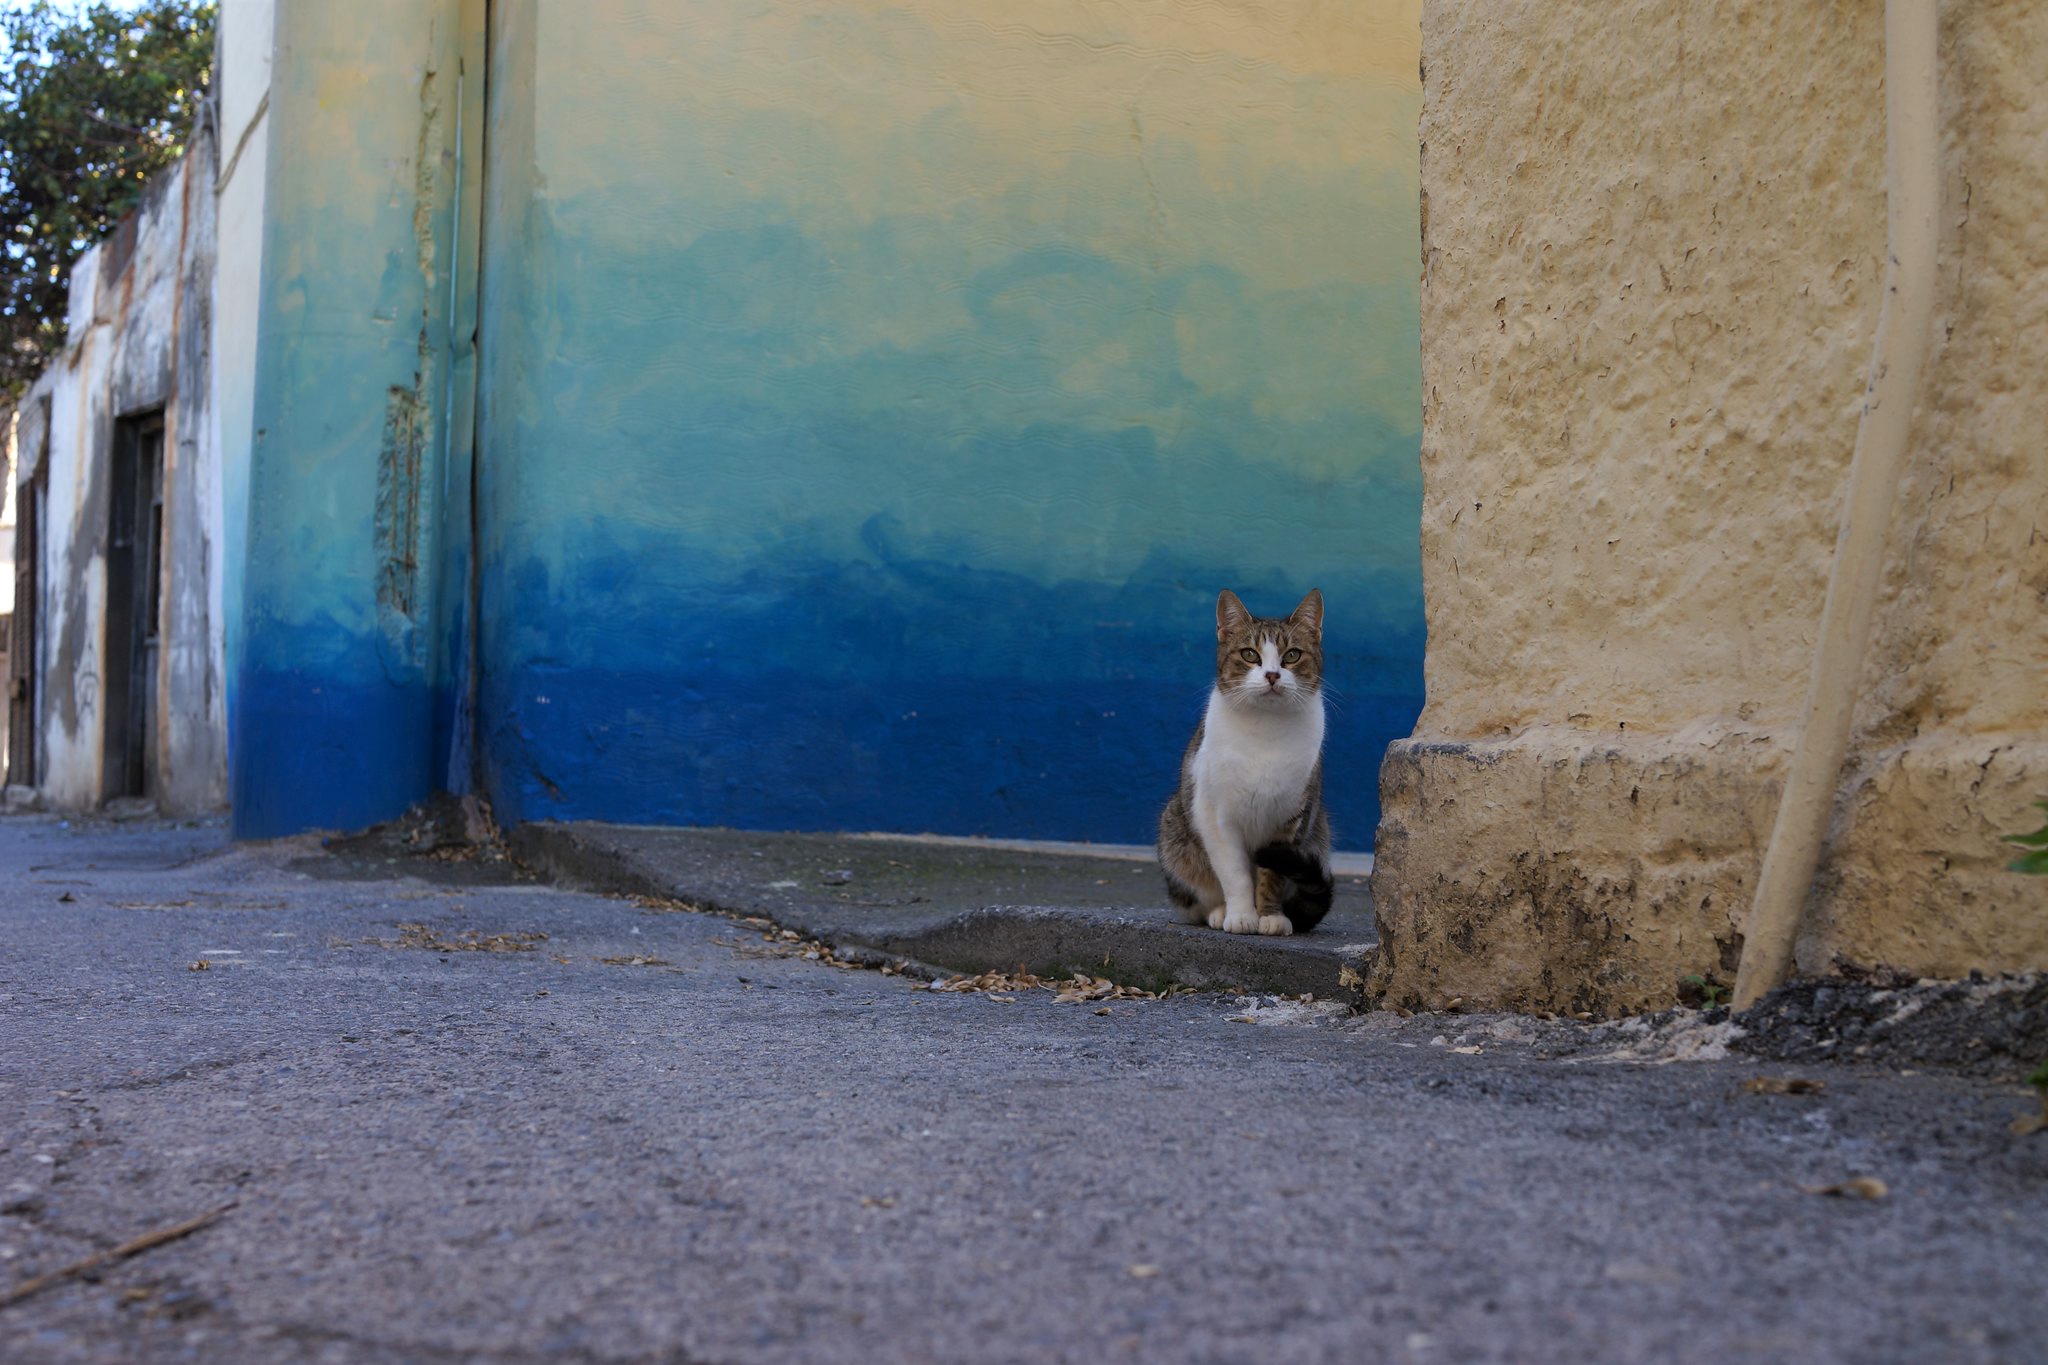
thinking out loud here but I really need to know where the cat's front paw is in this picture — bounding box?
[1207,906,1229,931]
[1220,911,1260,935]
[1256,913,1294,937]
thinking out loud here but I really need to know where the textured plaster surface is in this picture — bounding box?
[234,0,479,836]
[15,129,227,817]
[1374,1,2048,1012]
[471,0,1424,842]
[211,0,275,755]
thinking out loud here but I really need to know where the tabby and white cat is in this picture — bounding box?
[1157,589,1334,936]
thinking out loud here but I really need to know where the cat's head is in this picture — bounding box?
[1213,589,1324,708]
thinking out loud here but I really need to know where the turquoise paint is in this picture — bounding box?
[230,2,1424,845]
[472,3,1425,842]
[232,0,476,836]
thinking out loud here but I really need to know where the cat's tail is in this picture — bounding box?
[1253,842,1334,934]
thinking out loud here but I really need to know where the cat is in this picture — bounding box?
[1157,589,1334,936]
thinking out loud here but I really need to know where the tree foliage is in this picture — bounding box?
[2,1,215,397]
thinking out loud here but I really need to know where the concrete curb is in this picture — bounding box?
[510,821,1377,999]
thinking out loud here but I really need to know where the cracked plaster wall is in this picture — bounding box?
[15,123,228,815]
[1371,0,2048,1013]
[232,0,480,836]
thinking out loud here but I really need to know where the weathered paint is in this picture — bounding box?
[233,0,480,836]
[211,0,274,764]
[12,124,227,814]
[1,415,14,616]
[474,0,1424,842]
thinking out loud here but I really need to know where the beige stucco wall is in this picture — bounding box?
[1370,0,2048,1013]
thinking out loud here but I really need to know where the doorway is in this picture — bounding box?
[5,459,40,788]
[102,411,164,802]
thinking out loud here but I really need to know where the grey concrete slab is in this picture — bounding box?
[509,821,1379,996]
[2,814,2045,1364]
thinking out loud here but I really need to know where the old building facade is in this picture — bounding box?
[11,1,1427,847]
[5,120,229,814]
[1369,0,2048,1009]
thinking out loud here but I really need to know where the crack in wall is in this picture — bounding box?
[375,385,426,622]
[374,57,446,639]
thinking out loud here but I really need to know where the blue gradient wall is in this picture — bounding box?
[234,0,479,837]
[473,1,1424,844]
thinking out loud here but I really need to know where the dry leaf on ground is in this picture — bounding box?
[1800,1177,1888,1200]
[373,923,547,953]
[924,969,1165,1004]
[631,895,702,914]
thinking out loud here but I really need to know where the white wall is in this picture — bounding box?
[20,127,229,813]
[1,408,15,616]
[213,0,274,749]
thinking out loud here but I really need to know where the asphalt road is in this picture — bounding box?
[2,815,2043,1363]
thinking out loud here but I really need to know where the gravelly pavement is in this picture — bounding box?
[2,813,2044,1364]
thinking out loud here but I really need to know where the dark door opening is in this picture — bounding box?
[5,460,40,789]
[102,412,164,802]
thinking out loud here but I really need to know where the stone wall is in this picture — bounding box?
[1370,0,2048,1013]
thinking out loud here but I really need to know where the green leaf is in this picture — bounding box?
[2005,801,2048,850]
[2010,848,2048,877]
[0,0,215,395]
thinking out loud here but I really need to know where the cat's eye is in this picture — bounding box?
[1238,648,1261,665]
[1282,649,1302,664]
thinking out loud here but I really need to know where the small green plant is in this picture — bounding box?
[1679,973,1730,1008]
[2013,1060,2048,1138]
[2006,800,2048,875]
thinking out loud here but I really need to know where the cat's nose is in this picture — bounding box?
[1264,670,1282,685]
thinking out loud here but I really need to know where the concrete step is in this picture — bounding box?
[511,821,1378,999]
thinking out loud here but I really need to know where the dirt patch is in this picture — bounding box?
[368,923,548,954]
[1728,971,2048,1082]
[303,794,533,887]
[923,967,1174,1005]
[1515,970,2048,1079]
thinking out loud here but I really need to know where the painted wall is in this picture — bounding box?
[212,0,273,759]
[234,0,482,837]
[477,0,1424,842]
[1370,0,2048,1012]
[12,124,228,815]
[1,410,14,616]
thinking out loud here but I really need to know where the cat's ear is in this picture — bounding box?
[1216,589,1252,641]
[1289,588,1324,636]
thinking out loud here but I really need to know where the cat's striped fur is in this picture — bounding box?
[1157,589,1334,936]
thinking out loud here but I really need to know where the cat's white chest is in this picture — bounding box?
[1190,691,1324,844]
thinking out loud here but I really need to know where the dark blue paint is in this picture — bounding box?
[472,134,1423,847]
[478,537,1422,843]
[230,661,446,839]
